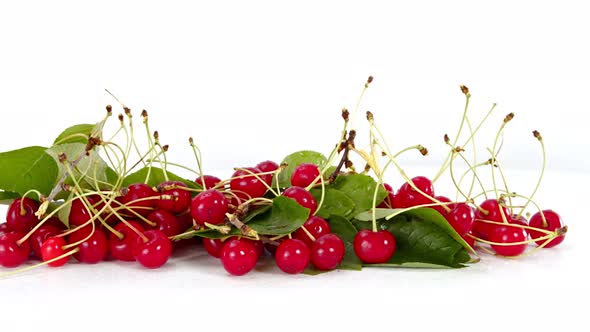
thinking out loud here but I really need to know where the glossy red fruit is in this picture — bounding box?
[120,183,157,217]
[203,238,226,258]
[463,233,476,249]
[0,223,11,236]
[6,197,40,232]
[0,232,30,268]
[29,225,61,259]
[445,203,476,236]
[396,176,435,208]
[256,160,279,185]
[68,228,109,264]
[291,163,321,188]
[147,210,181,236]
[489,225,528,256]
[293,216,331,247]
[220,239,259,276]
[311,234,345,270]
[41,237,70,267]
[44,217,67,230]
[529,210,566,248]
[196,175,223,190]
[282,186,317,215]
[110,221,145,261]
[377,183,396,208]
[432,195,453,216]
[509,214,529,227]
[190,190,228,225]
[157,181,191,214]
[69,195,101,228]
[275,239,310,274]
[176,211,194,232]
[133,230,173,269]
[241,238,265,258]
[230,167,268,200]
[473,199,510,240]
[353,229,396,264]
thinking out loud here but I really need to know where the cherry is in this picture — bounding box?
[156,181,191,214]
[396,176,435,208]
[230,167,268,200]
[463,233,476,249]
[353,229,396,264]
[220,239,259,276]
[529,210,565,248]
[509,214,529,227]
[190,189,228,225]
[445,203,475,236]
[293,216,331,247]
[256,160,279,185]
[120,183,157,217]
[291,163,321,188]
[473,199,509,239]
[275,239,310,274]
[377,183,396,208]
[241,238,264,258]
[133,230,173,269]
[431,195,453,216]
[489,225,527,256]
[0,232,30,268]
[310,234,345,270]
[29,224,61,259]
[68,228,109,264]
[41,237,70,267]
[203,238,225,258]
[109,221,145,262]
[282,186,317,215]
[0,223,11,236]
[6,197,40,232]
[69,195,102,228]
[196,175,222,190]
[44,217,67,230]
[176,210,194,232]
[147,210,181,236]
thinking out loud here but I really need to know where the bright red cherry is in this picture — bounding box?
[6,197,40,232]
[529,210,566,248]
[0,232,30,268]
[282,186,317,215]
[445,203,476,236]
[120,183,157,217]
[110,221,145,262]
[240,238,265,258]
[29,224,61,259]
[147,210,181,237]
[68,228,109,264]
[431,195,454,216]
[509,214,529,227]
[291,163,321,188]
[0,223,12,236]
[156,181,191,214]
[230,167,268,200]
[196,175,223,190]
[463,233,476,249]
[203,238,226,258]
[275,239,310,274]
[69,195,101,228]
[311,234,345,270]
[293,216,331,247]
[473,199,510,239]
[41,237,70,267]
[190,190,228,225]
[220,239,259,276]
[489,225,528,256]
[353,229,396,264]
[396,176,435,208]
[256,160,279,185]
[133,230,173,269]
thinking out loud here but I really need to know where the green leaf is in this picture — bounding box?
[247,196,310,235]
[327,215,362,270]
[276,150,327,187]
[243,205,272,223]
[122,166,200,190]
[331,174,387,215]
[53,124,97,145]
[310,188,355,219]
[0,191,19,204]
[45,143,111,191]
[0,146,59,196]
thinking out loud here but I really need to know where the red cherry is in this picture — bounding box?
[431,195,453,216]
[509,214,529,227]
[311,234,345,270]
[190,190,228,225]
[156,181,191,214]
[396,176,435,208]
[43,217,67,230]
[0,232,30,268]
[29,224,61,259]
[377,183,396,208]
[6,197,40,232]
[176,211,194,232]
[282,186,317,215]
[220,239,259,276]
[489,225,528,256]
[69,195,101,228]
[256,160,279,185]
[196,175,223,190]
[275,239,310,274]
[291,163,321,188]
[109,221,145,262]
[203,238,225,258]
[147,210,181,237]
[133,230,173,269]
[473,199,510,239]
[120,183,157,217]
[0,223,12,236]
[41,237,70,267]
[293,216,331,247]
[463,233,476,249]
[240,238,265,258]
[529,210,565,248]
[230,167,268,200]
[68,228,109,264]
[353,229,396,264]
[444,203,476,236]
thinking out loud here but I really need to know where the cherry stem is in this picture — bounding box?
[225,213,258,238]
[204,222,232,234]
[456,161,490,201]
[189,137,206,189]
[0,247,80,278]
[348,76,373,132]
[169,230,199,241]
[299,225,316,242]
[233,168,279,197]
[21,189,43,215]
[516,131,545,222]
[384,201,458,221]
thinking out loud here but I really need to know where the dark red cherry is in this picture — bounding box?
[6,197,40,232]
[190,190,228,225]
[0,232,30,268]
[29,224,61,259]
[68,228,109,264]
[353,229,396,264]
[196,175,223,190]
[282,186,317,215]
[109,221,145,262]
[230,167,268,200]
[120,183,157,217]
[293,216,331,247]
[147,209,181,237]
[0,223,12,236]
[377,183,396,208]
[156,181,191,214]
[69,195,102,228]
[431,195,454,216]
[203,238,226,258]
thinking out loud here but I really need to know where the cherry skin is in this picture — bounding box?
[431,195,453,216]
[156,181,191,214]
[147,209,181,237]
[282,186,318,215]
[0,232,30,268]
[69,195,102,228]
[133,230,173,269]
[6,197,40,232]
[109,221,145,262]
[377,183,396,208]
[275,239,310,274]
[291,163,321,188]
[0,223,11,236]
[240,238,265,258]
[220,239,259,276]
[176,210,194,232]
[310,234,345,270]
[203,238,225,258]
[41,237,70,267]
[293,216,331,248]
[463,233,476,249]
[190,189,228,225]
[489,225,528,256]
[509,214,529,227]
[396,176,435,208]
[29,224,61,259]
[120,183,157,217]
[529,210,565,248]
[256,160,279,185]
[445,203,476,236]
[196,175,222,190]
[68,228,109,264]
[353,229,396,264]
[230,167,268,200]
[473,199,510,240]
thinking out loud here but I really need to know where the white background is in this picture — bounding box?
[1,1,588,331]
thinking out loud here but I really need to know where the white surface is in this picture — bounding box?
[1,0,589,331]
